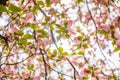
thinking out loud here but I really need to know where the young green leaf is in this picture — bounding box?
[0,5,7,12]
[9,4,21,13]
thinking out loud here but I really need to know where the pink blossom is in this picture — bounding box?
[68,28,76,36]
[50,0,57,3]
[24,72,30,78]
[67,20,73,27]
[11,27,18,33]
[26,12,33,20]
[99,25,109,31]
[94,71,102,76]
[0,72,2,78]
[73,37,79,46]
[34,76,41,80]
[42,38,51,46]
[81,68,89,76]
[116,39,120,47]
[114,27,120,39]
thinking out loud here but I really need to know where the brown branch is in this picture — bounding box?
[67,58,77,80]
[0,54,34,66]
[86,0,116,78]
[40,48,48,80]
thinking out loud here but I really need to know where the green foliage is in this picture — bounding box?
[23,34,33,39]
[58,46,64,53]
[0,5,7,12]
[78,51,84,55]
[25,77,33,80]
[27,64,34,71]
[83,44,89,49]
[94,67,100,71]
[76,0,83,4]
[17,30,24,36]
[83,77,89,80]
[46,0,52,7]
[88,66,93,70]
[38,1,44,7]
[113,47,120,52]
[9,4,21,13]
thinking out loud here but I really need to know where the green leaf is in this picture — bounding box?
[57,55,64,61]
[110,25,114,30]
[62,52,69,56]
[83,37,89,41]
[78,51,84,55]
[53,49,57,54]
[33,4,39,11]
[9,4,21,13]
[17,30,24,36]
[76,0,83,4]
[83,77,89,80]
[45,16,50,22]
[88,66,93,70]
[56,35,61,40]
[50,22,55,30]
[38,29,48,37]
[38,1,44,7]
[58,46,64,53]
[27,64,34,71]
[46,0,52,7]
[31,24,38,30]
[24,34,33,39]
[83,44,89,49]
[94,67,100,71]
[113,47,120,52]
[19,38,27,45]
[78,36,82,41]
[0,5,7,12]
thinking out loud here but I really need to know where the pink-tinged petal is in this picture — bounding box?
[116,39,120,47]
[67,20,73,27]
[81,68,89,76]
[68,28,76,36]
[11,27,18,33]
[26,12,33,20]
[94,71,102,76]
[34,76,41,80]
[21,20,28,25]
[114,27,120,39]
[0,72,2,78]
[24,72,30,78]
[99,25,109,31]
[42,38,51,47]
[73,37,79,46]
[50,0,56,3]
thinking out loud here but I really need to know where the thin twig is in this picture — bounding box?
[40,48,48,80]
[67,58,77,80]
[86,0,116,78]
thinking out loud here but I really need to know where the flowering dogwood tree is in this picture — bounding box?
[0,0,120,80]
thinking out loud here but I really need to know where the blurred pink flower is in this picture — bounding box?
[26,12,33,20]
[24,72,30,78]
[114,27,120,39]
[99,25,109,31]
[94,71,102,76]
[81,68,89,76]
[73,37,79,46]
[116,39,120,47]
[11,26,18,33]
[68,28,76,36]
[50,0,56,3]
[34,76,41,80]
[42,38,51,46]
[0,72,2,78]
[67,20,73,27]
